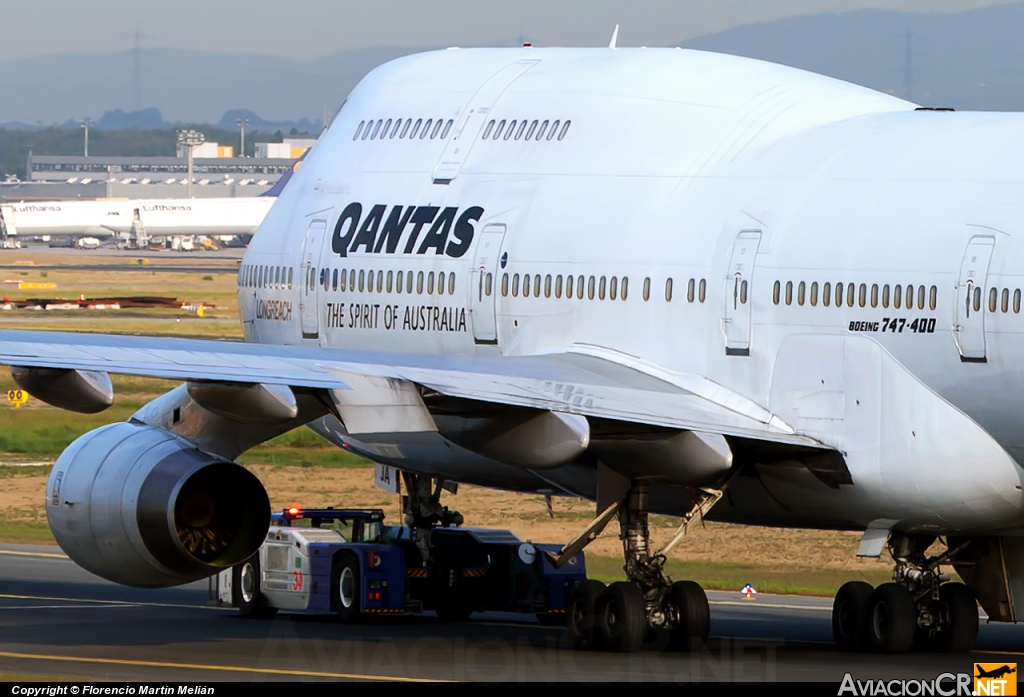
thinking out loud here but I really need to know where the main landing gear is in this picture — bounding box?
[832,534,977,654]
[550,481,724,653]
[400,471,464,566]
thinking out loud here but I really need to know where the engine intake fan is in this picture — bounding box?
[48,421,270,588]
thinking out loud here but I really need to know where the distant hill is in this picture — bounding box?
[7,5,1024,124]
[679,5,1024,111]
[0,45,422,125]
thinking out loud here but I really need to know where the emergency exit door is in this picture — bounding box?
[432,61,538,184]
[955,235,995,362]
[299,219,327,339]
[469,224,506,344]
[723,230,761,356]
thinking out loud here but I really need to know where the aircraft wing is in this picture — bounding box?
[0,330,822,448]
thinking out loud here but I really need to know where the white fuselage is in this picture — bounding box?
[1,197,274,238]
[237,47,1024,534]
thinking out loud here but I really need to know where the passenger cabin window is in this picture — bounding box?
[785,281,793,306]
[665,278,673,302]
[797,281,806,306]
[621,277,629,300]
[555,275,563,298]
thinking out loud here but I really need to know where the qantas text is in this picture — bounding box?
[331,203,484,259]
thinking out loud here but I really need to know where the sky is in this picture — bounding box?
[2,0,1020,60]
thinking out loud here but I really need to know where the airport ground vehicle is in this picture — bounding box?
[216,507,587,622]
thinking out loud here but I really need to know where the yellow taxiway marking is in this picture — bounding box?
[0,593,229,612]
[0,650,449,682]
[0,549,66,559]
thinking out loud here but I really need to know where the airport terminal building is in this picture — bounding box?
[0,138,314,201]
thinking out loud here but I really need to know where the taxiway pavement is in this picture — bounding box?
[0,543,1021,682]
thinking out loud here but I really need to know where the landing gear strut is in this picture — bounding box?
[832,533,977,653]
[400,472,463,566]
[557,480,724,653]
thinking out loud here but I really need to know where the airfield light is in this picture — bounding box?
[176,129,205,198]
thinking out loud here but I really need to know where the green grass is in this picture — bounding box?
[584,556,893,597]
[0,521,54,545]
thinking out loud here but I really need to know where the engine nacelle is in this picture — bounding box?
[47,421,270,588]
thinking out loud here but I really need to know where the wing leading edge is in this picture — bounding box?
[0,330,823,448]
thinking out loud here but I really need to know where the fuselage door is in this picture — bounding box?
[723,230,762,356]
[432,60,538,184]
[299,219,327,339]
[469,223,506,344]
[955,235,995,362]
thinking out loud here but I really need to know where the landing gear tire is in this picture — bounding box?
[866,582,916,654]
[668,580,710,650]
[832,580,874,651]
[932,583,979,653]
[234,554,277,619]
[332,552,361,623]
[598,581,646,653]
[566,579,607,650]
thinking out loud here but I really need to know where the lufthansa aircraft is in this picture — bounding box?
[0,47,1020,655]
[0,160,300,243]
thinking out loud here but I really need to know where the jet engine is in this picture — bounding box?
[47,421,270,588]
